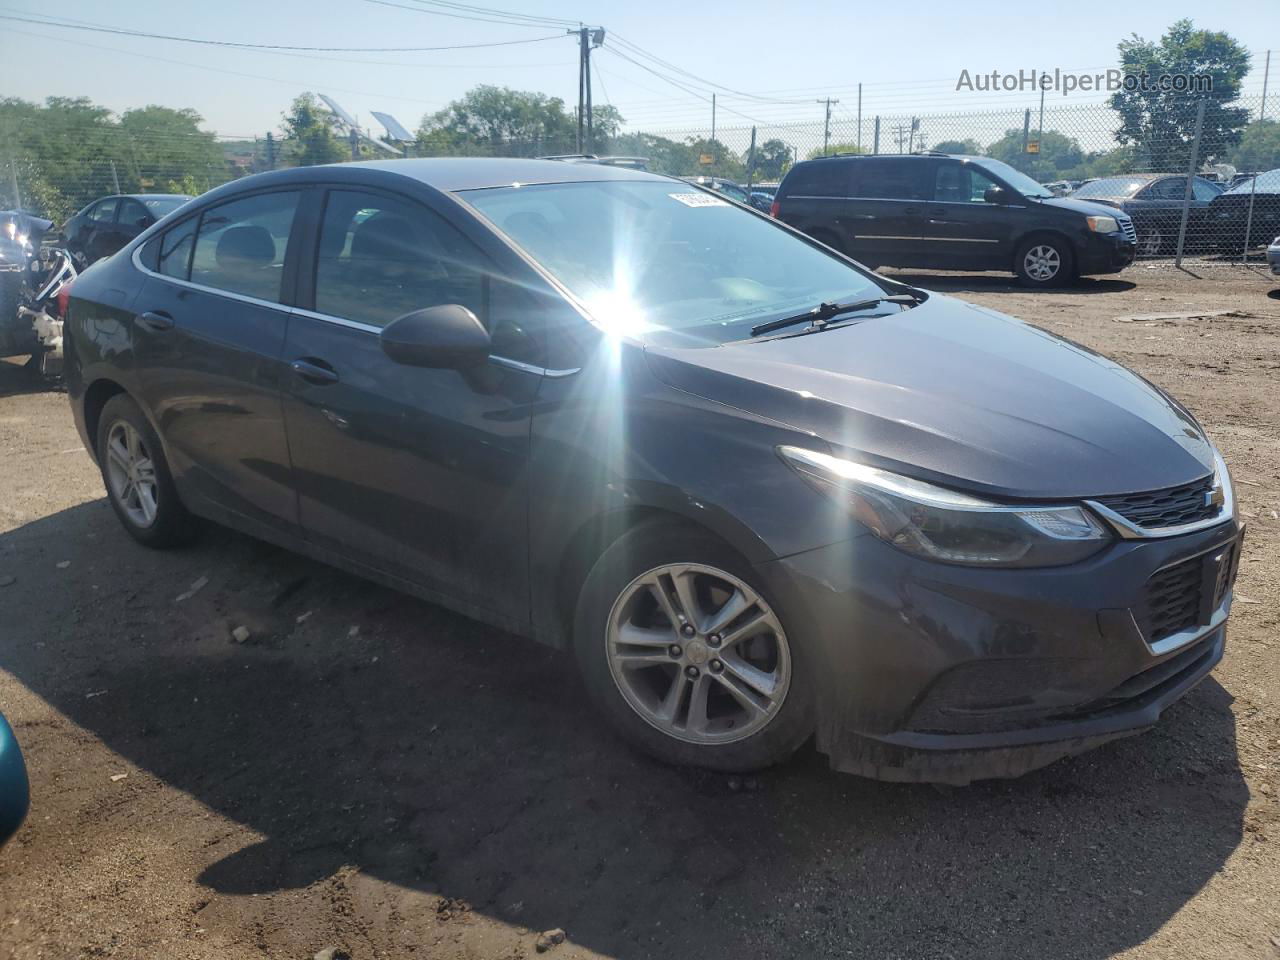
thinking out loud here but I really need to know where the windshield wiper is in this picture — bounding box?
[749,292,923,338]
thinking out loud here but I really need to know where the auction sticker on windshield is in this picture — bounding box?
[669,192,729,207]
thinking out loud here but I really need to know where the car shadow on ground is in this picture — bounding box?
[881,271,1138,296]
[0,500,1248,959]
[0,357,58,398]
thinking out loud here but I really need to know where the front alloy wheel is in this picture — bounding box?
[606,563,791,744]
[1022,244,1061,282]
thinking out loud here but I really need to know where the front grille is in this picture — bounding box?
[1120,217,1137,243]
[1136,555,1203,643]
[1094,475,1216,529]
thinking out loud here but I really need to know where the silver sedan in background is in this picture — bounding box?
[1268,235,1280,278]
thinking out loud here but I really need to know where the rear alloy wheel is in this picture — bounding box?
[574,523,813,772]
[1015,237,1073,287]
[96,393,197,548]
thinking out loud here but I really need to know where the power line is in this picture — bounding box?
[0,11,564,51]
[606,32,812,104]
[360,0,576,30]
[600,46,765,125]
[389,0,579,28]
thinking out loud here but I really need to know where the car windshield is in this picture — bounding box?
[969,157,1054,198]
[1224,170,1280,195]
[141,196,190,215]
[1072,177,1150,199]
[461,179,885,347]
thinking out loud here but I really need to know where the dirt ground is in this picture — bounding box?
[1,265,1278,960]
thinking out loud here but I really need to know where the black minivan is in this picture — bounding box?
[773,153,1138,286]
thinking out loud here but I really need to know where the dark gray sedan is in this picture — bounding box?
[63,159,1243,784]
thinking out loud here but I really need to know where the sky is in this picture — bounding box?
[0,0,1277,147]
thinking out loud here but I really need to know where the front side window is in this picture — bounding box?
[462,179,885,347]
[189,191,300,302]
[90,198,118,224]
[313,189,487,329]
[118,199,150,228]
[935,163,1000,203]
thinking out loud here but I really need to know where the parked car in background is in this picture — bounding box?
[0,710,29,846]
[679,175,754,205]
[541,154,649,171]
[59,194,191,267]
[1070,174,1223,256]
[1207,170,1280,250]
[1268,235,1280,279]
[65,158,1241,784]
[772,153,1137,286]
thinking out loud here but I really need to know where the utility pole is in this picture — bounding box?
[1262,50,1272,121]
[817,97,839,156]
[747,125,757,188]
[873,116,880,155]
[7,156,20,211]
[573,26,605,153]
[711,93,716,142]
[265,132,277,170]
[349,128,360,162]
[109,159,121,193]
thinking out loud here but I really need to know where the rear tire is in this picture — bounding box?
[96,393,198,548]
[573,521,814,773]
[1014,235,1074,287]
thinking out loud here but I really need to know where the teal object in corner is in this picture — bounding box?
[0,711,28,845]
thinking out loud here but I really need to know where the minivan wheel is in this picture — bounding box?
[96,394,197,548]
[1015,236,1073,287]
[573,522,814,772]
[1138,228,1164,257]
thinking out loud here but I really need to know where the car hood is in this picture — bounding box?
[643,295,1214,500]
[1035,196,1130,218]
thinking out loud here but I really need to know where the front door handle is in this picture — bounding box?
[290,358,340,385]
[136,310,174,332]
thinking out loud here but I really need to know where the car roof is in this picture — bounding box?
[115,193,192,201]
[352,157,664,191]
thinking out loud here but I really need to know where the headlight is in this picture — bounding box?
[779,446,1111,567]
[1087,215,1119,234]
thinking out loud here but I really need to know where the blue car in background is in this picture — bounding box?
[0,711,29,846]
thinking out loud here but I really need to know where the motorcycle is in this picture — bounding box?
[1,210,78,378]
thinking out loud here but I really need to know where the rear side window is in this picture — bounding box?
[157,218,197,279]
[1147,178,1186,200]
[849,159,933,200]
[313,189,487,328]
[781,162,850,198]
[189,191,300,303]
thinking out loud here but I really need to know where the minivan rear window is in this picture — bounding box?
[847,159,932,200]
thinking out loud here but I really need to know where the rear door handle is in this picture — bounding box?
[136,310,174,332]
[290,358,340,385]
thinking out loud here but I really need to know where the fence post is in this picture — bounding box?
[1021,109,1030,172]
[856,83,862,153]
[109,159,121,193]
[747,126,757,188]
[7,156,20,211]
[873,116,880,155]
[1175,99,1206,268]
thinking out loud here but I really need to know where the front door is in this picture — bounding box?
[923,161,1014,269]
[131,189,303,534]
[280,186,542,623]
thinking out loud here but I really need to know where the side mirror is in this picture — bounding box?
[379,304,491,369]
[984,185,1010,205]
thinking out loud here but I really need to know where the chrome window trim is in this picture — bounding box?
[131,244,290,312]
[786,196,1026,208]
[132,246,581,378]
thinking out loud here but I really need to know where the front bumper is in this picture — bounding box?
[1077,231,1136,275]
[758,518,1242,784]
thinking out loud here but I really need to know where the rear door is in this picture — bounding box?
[844,157,935,265]
[131,189,303,535]
[921,160,1013,268]
[112,198,155,257]
[80,198,119,266]
[776,161,853,248]
[280,185,544,622]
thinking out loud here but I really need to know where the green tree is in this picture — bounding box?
[1228,120,1280,172]
[1072,145,1144,179]
[1109,19,1251,171]
[932,138,982,155]
[118,106,225,193]
[987,128,1084,179]
[282,93,348,166]
[0,96,120,219]
[685,137,745,180]
[748,138,792,180]
[805,142,864,160]
[417,85,577,157]
[608,132,695,175]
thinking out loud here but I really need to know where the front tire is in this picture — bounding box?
[1015,235,1074,287]
[96,393,197,548]
[573,522,813,772]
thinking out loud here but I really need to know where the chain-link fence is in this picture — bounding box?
[4,91,1278,265]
